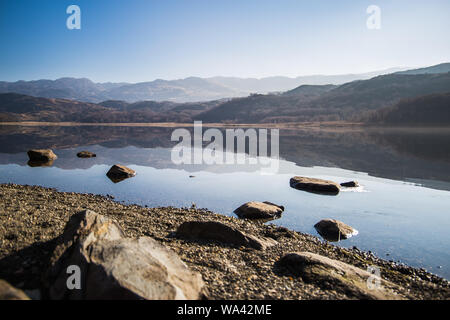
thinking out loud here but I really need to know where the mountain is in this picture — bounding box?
[0,67,407,103]
[396,63,450,75]
[282,84,337,97]
[2,64,449,125]
[207,68,405,93]
[195,72,450,123]
[363,92,450,126]
[0,93,199,123]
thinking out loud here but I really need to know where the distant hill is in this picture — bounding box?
[396,63,450,75]
[196,72,450,123]
[0,67,407,103]
[0,93,196,123]
[282,84,337,97]
[363,92,450,126]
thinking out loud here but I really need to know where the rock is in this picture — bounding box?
[0,280,30,300]
[27,149,57,162]
[290,176,340,195]
[234,201,284,220]
[106,164,136,183]
[45,210,205,300]
[314,219,358,241]
[27,160,54,167]
[176,221,277,250]
[340,181,359,188]
[276,252,405,300]
[77,151,96,158]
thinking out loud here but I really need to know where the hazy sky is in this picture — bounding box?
[0,0,449,82]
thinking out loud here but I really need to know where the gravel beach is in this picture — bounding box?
[0,183,448,300]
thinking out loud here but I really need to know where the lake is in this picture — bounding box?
[0,124,449,279]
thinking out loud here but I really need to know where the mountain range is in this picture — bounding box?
[0,67,410,103]
[0,63,449,125]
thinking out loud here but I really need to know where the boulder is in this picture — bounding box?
[77,151,96,158]
[0,280,30,300]
[106,164,136,183]
[27,149,57,162]
[314,219,358,241]
[45,210,205,300]
[340,181,359,188]
[177,221,277,250]
[290,176,340,195]
[234,201,284,220]
[276,252,405,300]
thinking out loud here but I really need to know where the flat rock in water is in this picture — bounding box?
[314,219,358,241]
[27,149,57,162]
[0,280,30,300]
[45,210,205,300]
[276,252,406,300]
[234,201,284,220]
[340,181,359,188]
[106,164,136,183]
[290,176,340,195]
[77,151,96,158]
[177,220,277,250]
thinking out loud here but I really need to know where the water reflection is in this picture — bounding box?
[1,125,449,191]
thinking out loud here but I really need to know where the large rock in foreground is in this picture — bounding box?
[0,280,30,300]
[177,221,277,250]
[27,149,57,162]
[106,164,136,183]
[277,252,405,300]
[314,219,358,241]
[290,176,340,195]
[234,201,284,220]
[45,210,205,300]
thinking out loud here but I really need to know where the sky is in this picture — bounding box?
[0,0,449,83]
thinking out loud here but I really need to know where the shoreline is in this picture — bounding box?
[0,183,448,299]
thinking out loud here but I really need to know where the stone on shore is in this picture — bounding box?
[106,164,136,183]
[290,176,340,195]
[314,219,358,241]
[176,221,277,250]
[77,151,96,158]
[340,181,359,188]
[27,149,57,162]
[234,201,284,220]
[0,280,30,300]
[45,210,205,300]
[276,252,405,300]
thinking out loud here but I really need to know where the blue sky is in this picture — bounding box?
[0,0,449,82]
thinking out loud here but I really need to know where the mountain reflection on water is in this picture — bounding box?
[0,125,449,191]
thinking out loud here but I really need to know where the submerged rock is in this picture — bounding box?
[106,164,136,183]
[290,176,340,195]
[340,181,359,188]
[176,220,277,250]
[314,219,358,241]
[77,151,96,158]
[27,149,57,162]
[0,280,30,300]
[276,252,405,300]
[234,201,284,220]
[45,210,205,300]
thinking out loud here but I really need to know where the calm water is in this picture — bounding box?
[0,125,449,279]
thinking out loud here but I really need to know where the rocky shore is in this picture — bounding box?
[0,183,448,300]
